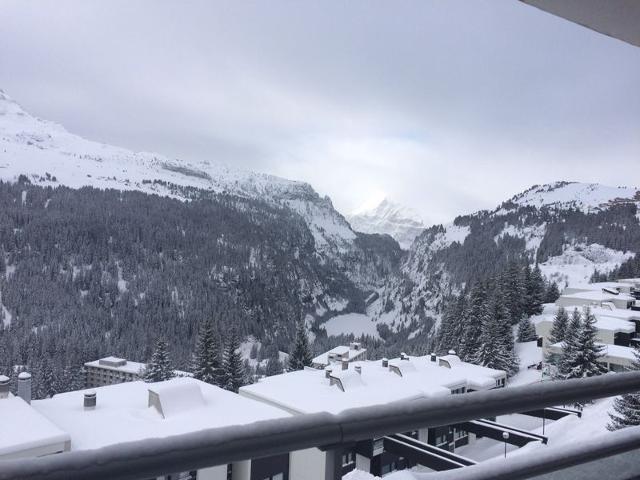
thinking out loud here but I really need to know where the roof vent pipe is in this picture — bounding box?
[342,360,349,371]
[84,391,97,409]
[0,375,9,399]
[17,372,32,404]
[382,358,389,368]
[430,353,437,362]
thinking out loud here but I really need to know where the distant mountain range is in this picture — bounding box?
[347,198,425,249]
[1,88,639,364]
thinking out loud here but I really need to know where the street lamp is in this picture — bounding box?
[502,431,510,458]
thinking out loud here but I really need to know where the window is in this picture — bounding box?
[262,473,283,480]
[342,451,355,466]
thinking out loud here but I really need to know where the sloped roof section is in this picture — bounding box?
[520,0,640,47]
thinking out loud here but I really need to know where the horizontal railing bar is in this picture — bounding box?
[1,372,639,480]
[422,424,640,480]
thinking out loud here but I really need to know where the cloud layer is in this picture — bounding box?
[1,0,639,224]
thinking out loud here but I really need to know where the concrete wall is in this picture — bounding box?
[0,440,69,461]
[289,448,326,480]
[197,465,228,480]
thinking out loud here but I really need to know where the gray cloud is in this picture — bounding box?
[1,0,639,225]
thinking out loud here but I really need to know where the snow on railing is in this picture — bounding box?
[1,372,640,480]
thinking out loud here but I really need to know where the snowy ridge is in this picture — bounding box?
[0,89,355,253]
[347,198,425,249]
[502,181,640,213]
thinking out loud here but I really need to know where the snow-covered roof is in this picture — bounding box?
[535,312,635,334]
[563,282,632,293]
[0,395,70,458]
[312,345,367,367]
[558,290,635,302]
[437,354,505,390]
[548,342,637,362]
[84,357,146,375]
[32,378,288,451]
[240,359,452,415]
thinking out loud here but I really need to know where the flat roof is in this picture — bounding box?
[241,361,449,415]
[32,378,288,451]
[0,395,70,458]
[535,312,635,334]
[549,342,637,362]
[84,358,146,375]
[559,291,635,302]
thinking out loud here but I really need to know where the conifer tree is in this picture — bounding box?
[437,294,467,355]
[222,329,245,393]
[501,262,525,323]
[517,316,538,342]
[544,282,560,304]
[608,345,640,430]
[548,306,569,345]
[144,339,174,383]
[473,290,519,376]
[193,319,223,385]
[556,308,582,379]
[525,264,546,316]
[460,283,488,361]
[39,360,56,399]
[564,307,606,379]
[289,320,313,371]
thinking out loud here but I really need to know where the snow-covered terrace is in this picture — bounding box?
[32,377,288,451]
[0,395,70,460]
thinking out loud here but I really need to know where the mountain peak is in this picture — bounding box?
[347,198,425,249]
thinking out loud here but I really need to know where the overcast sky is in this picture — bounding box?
[1,0,639,224]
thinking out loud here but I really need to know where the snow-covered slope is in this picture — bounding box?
[347,198,425,249]
[501,181,640,213]
[0,89,355,254]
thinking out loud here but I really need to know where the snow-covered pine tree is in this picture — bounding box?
[608,345,640,430]
[460,283,488,362]
[222,329,245,393]
[473,289,519,376]
[517,316,538,342]
[144,339,174,383]
[437,294,467,355]
[501,262,526,323]
[548,306,569,345]
[556,308,582,379]
[289,320,313,371]
[192,319,223,385]
[524,264,545,317]
[564,307,606,379]
[39,360,56,399]
[544,281,560,303]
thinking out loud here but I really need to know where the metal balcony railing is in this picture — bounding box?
[2,372,640,480]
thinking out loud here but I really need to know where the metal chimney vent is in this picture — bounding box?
[448,349,456,356]
[17,372,32,404]
[84,391,97,409]
[430,353,437,362]
[382,358,389,368]
[0,375,9,399]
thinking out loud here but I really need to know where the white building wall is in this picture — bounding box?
[197,465,228,480]
[355,454,370,473]
[231,460,251,480]
[289,448,326,480]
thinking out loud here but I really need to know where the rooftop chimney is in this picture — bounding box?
[448,349,456,356]
[84,391,97,410]
[400,352,409,361]
[341,359,349,371]
[430,353,437,362]
[0,375,9,399]
[382,358,389,368]
[17,372,32,404]
[325,367,332,379]
[355,366,362,375]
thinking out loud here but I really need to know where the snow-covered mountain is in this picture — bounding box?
[347,198,425,249]
[371,181,640,339]
[0,89,355,256]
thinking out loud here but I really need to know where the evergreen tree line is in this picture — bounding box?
[435,261,558,376]
[0,181,398,398]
